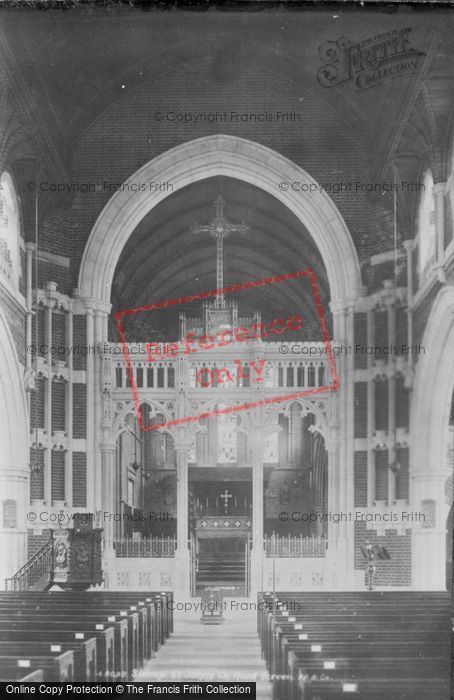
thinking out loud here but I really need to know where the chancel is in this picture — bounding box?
[0,6,452,697]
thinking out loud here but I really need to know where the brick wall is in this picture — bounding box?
[354,451,367,507]
[354,313,367,369]
[72,384,86,438]
[51,381,66,432]
[374,309,388,355]
[354,521,411,586]
[395,305,408,350]
[374,379,388,431]
[354,383,367,438]
[72,315,87,370]
[375,449,389,501]
[51,450,65,501]
[52,310,66,359]
[31,307,46,357]
[24,69,397,287]
[72,452,86,507]
[396,447,409,500]
[27,529,51,559]
[30,377,45,429]
[37,261,72,296]
[395,375,409,429]
[29,448,44,500]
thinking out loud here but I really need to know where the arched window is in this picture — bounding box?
[417,169,436,280]
[0,172,21,288]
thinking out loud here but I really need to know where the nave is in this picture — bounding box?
[0,589,450,698]
[135,600,273,699]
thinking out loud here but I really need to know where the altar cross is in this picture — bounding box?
[191,196,249,308]
[220,488,233,514]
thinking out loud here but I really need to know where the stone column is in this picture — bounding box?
[366,306,375,506]
[384,280,396,505]
[403,240,414,384]
[174,434,190,595]
[44,283,57,506]
[84,298,111,515]
[100,442,116,551]
[65,300,73,508]
[85,304,95,512]
[411,472,449,590]
[25,243,34,375]
[94,308,109,512]
[330,298,357,586]
[250,424,265,595]
[433,182,447,281]
[325,438,340,545]
[176,440,189,553]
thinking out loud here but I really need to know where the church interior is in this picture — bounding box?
[0,5,452,697]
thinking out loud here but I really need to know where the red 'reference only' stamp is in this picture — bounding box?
[114,269,339,431]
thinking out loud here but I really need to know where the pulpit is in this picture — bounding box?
[200,587,225,625]
[50,527,103,590]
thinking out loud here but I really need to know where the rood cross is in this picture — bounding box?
[220,488,233,514]
[191,196,249,307]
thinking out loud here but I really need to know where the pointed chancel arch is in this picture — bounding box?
[410,284,454,589]
[78,134,361,306]
[0,305,29,585]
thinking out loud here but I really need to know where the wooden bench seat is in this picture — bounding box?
[0,590,174,682]
[0,650,74,682]
[257,591,450,700]
[0,620,116,679]
[0,640,97,681]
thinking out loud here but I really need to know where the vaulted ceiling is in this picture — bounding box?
[111,176,329,342]
[2,5,454,333]
[3,7,453,187]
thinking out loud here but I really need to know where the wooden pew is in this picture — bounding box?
[0,621,115,680]
[0,666,44,682]
[0,640,97,681]
[0,590,174,681]
[256,592,450,700]
[0,650,74,682]
[0,605,136,676]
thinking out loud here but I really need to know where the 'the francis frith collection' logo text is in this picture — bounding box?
[317,28,426,90]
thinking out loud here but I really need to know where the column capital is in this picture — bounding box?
[82,297,112,315]
[100,442,117,454]
[325,439,340,453]
[329,297,358,315]
[402,239,414,252]
[432,182,447,196]
[174,439,190,453]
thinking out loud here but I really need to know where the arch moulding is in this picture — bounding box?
[78,134,361,307]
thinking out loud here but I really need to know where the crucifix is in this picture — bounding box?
[191,196,249,308]
[220,488,233,515]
